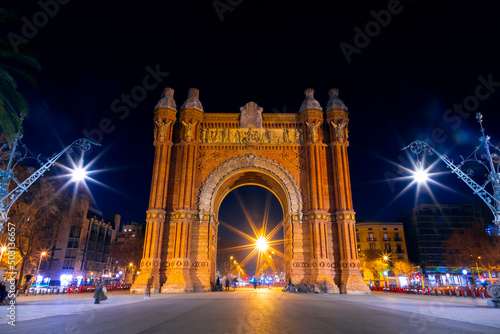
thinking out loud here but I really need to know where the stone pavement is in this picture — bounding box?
[0,288,499,333]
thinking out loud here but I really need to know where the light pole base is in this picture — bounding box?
[487,299,500,308]
[487,283,500,308]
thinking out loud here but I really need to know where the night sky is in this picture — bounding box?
[4,1,500,233]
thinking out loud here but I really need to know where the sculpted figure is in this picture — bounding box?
[200,128,208,143]
[221,128,228,143]
[265,129,272,143]
[154,120,171,142]
[283,128,291,143]
[210,129,218,143]
[182,121,197,142]
[305,121,322,143]
[331,119,348,142]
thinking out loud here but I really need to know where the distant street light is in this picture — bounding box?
[402,112,500,307]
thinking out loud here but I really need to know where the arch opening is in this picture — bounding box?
[217,185,284,284]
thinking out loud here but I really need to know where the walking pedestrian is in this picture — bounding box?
[225,278,230,291]
[216,277,220,291]
[145,283,151,299]
[24,280,31,296]
[233,278,237,291]
[93,283,107,304]
[0,282,7,305]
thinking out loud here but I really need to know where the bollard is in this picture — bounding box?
[481,291,485,299]
[472,290,476,298]
[464,291,467,298]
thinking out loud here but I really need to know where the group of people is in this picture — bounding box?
[215,277,238,291]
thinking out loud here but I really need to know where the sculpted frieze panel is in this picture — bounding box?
[200,128,303,144]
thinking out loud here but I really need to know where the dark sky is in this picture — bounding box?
[4,0,500,228]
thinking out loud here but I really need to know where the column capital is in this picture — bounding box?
[333,210,356,222]
[146,209,166,220]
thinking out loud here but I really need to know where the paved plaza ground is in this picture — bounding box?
[1,287,499,333]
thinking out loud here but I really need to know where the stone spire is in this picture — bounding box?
[155,87,177,110]
[326,88,348,111]
[299,88,322,112]
[181,88,204,111]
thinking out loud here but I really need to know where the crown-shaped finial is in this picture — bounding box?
[181,88,203,111]
[329,88,339,98]
[300,88,322,112]
[326,88,347,111]
[155,87,177,110]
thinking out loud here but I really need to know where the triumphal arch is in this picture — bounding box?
[131,87,369,294]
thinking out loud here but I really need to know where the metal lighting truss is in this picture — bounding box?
[0,135,99,231]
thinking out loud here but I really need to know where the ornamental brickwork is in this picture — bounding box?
[131,87,370,295]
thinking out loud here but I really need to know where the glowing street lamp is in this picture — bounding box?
[0,245,7,263]
[412,161,429,184]
[0,138,100,231]
[36,251,47,283]
[71,159,87,182]
[256,237,268,252]
[402,112,500,307]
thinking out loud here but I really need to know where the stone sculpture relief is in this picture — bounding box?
[154,120,171,141]
[199,128,303,144]
[331,119,348,142]
[182,121,198,142]
[305,121,322,143]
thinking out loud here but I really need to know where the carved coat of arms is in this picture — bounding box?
[240,102,263,129]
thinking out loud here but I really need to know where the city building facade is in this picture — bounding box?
[399,202,500,288]
[118,222,144,242]
[356,221,409,286]
[400,203,492,267]
[40,199,120,285]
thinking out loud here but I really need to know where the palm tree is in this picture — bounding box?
[0,8,41,146]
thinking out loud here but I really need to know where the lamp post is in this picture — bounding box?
[36,251,47,284]
[402,112,500,307]
[476,256,481,284]
[0,137,100,231]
